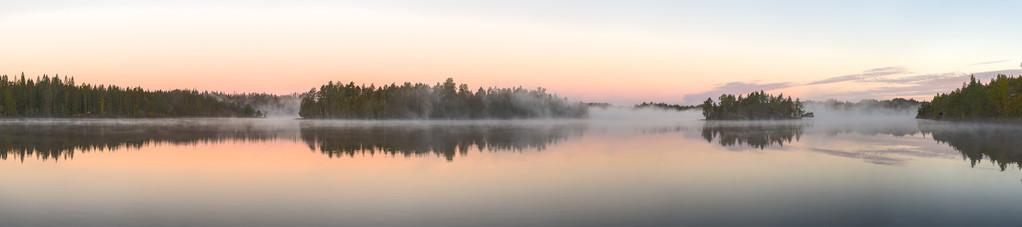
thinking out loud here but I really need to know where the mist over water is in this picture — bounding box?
[254,97,301,118]
[3,105,1022,227]
[0,105,1008,168]
[582,105,922,138]
[585,105,1022,170]
[804,102,919,121]
[216,94,302,118]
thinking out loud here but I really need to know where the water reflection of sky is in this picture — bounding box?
[2,113,1022,226]
[1,115,1021,171]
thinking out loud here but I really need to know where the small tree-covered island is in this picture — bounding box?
[917,74,1022,120]
[299,78,588,119]
[701,91,814,120]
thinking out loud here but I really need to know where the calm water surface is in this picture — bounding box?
[2,111,1021,226]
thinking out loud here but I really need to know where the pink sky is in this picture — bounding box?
[2,2,1020,104]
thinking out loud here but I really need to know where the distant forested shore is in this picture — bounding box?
[634,102,699,111]
[701,91,813,120]
[0,74,264,117]
[299,78,587,119]
[917,74,1022,120]
[2,72,965,120]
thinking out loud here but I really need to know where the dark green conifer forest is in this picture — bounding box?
[0,73,263,117]
[917,74,1022,120]
[298,78,587,119]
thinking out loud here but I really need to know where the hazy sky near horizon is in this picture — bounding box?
[2,1,1020,104]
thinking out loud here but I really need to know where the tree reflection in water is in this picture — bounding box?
[919,120,1022,171]
[299,122,586,161]
[0,119,295,162]
[0,119,586,162]
[4,118,1022,170]
[696,119,1022,170]
[700,121,807,149]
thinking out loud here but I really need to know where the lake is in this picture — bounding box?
[2,110,1021,226]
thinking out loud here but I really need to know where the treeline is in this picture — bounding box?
[701,91,813,120]
[0,73,263,117]
[634,102,699,111]
[299,78,588,119]
[917,74,1022,120]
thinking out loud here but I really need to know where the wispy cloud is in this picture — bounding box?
[966,59,1012,66]
[811,69,1020,101]
[682,81,795,104]
[683,68,1021,104]
[871,72,960,84]
[807,66,909,85]
[682,66,910,104]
